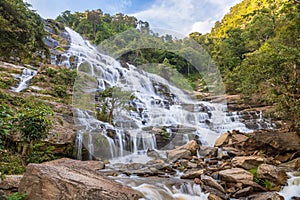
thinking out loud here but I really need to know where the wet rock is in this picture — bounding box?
[181,169,205,179]
[257,164,288,186]
[246,192,284,200]
[201,175,225,193]
[19,158,142,200]
[232,156,266,170]
[218,168,253,183]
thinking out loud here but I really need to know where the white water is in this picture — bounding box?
[279,172,300,199]
[11,68,37,92]
[63,27,250,162]
[61,28,282,199]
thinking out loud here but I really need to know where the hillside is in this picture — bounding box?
[190,0,300,131]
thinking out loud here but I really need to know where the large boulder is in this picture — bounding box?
[232,156,266,170]
[166,140,199,161]
[257,164,288,186]
[218,168,253,184]
[18,158,143,200]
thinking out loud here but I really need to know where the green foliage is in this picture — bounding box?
[0,104,13,149]
[96,87,133,125]
[191,0,300,129]
[0,150,26,175]
[4,192,26,200]
[26,142,59,163]
[249,168,274,190]
[16,102,54,143]
[56,9,138,44]
[0,0,49,64]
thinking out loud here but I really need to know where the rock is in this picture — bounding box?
[233,186,253,198]
[166,140,199,161]
[247,192,284,200]
[245,130,300,159]
[198,146,217,158]
[232,156,266,170]
[180,169,205,179]
[279,157,300,171]
[202,185,227,199]
[257,164,288,186]
[180,140,199,155]
[218,168,253,183]
[223,147,245,156]
[0,190,4,200]
[214,132,230,147]
[208,193,223,200]
[19,158,142,200]
[167,149,191,162]
[0,175,23,195]
[201,175,225,193]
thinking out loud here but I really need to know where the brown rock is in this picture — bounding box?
[167,140,199,161]
[214,132,230,147]
[279,157,300,171]
[0,175,23,195]
[257,164,288,186]
[202,185,227,199]
[167,149,191,162]
[201,175,225,193]
[247,192,284,200]
[218,168,253,183]
[18,158,142,200]
[208,193,223,200]
[232,156,266,170]
[233,186,253,198]
[181,169,205,179]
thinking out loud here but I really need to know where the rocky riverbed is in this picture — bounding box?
[0,129,299,199]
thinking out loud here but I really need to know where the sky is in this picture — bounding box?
[24,0,242,36]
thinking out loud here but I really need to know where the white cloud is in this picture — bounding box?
[132,0,242,36]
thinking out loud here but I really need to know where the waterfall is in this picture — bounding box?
[11,68,37,92]
[61,27,252,161]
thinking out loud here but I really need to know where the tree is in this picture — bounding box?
[96,87,132,125]
[16,102,54,156]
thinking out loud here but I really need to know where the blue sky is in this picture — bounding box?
[25,0,242,36]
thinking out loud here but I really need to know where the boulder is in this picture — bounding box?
[18,158,143,200]
[247,192,284,200]
[167,149,191,162]
[257,164,288,186]
[166,140,199,161]
[214,132,230,147]
[180,169,205,179]
[201,175,225,193]
[279,157,300,171]
[218,168,253,183]
[233,186,253,198]
[232,156,266,170]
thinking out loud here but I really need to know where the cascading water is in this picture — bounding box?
[61,27,279,199]
[11,68,37,92]
[62,27,250,161]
